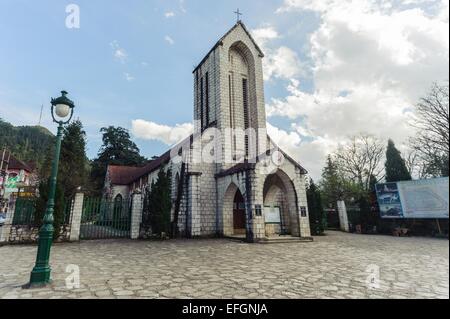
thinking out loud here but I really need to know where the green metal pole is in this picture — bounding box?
[29,122,64,287]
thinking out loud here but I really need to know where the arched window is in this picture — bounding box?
[113,194,123,219]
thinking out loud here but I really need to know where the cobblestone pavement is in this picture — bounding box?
[0,231,448,299]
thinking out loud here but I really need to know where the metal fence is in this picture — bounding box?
[12,198,36,225]
[80,197,131,240]
[12,197,73,226]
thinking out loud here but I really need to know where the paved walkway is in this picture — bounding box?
[0,232,448,299]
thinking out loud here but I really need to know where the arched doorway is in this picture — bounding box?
[263,169,300,237]
[222,182,248,236]
[233,190,246,234]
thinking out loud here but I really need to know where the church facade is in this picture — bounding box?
[105,22,312,241]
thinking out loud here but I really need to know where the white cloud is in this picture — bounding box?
[267,122,302,149]
[251,26,279,47]
[180,0,187,13]
[124,73,134,82]
[265,47,303,81]
[165,35,175,45]
[267,0,449,179]
[251,26,303,81]
[165,11,175,18]
[110,40,128,63]
[131,119,193,145]
[267,122,337,179]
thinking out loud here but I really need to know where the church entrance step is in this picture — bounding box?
[224,235,314,244]
[258,236,314,244]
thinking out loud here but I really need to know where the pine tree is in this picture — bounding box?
[307,179,325,235]
[385,139,412,182]
[147,169,172,236]
[320,155,342,209]
[59,120,89,197]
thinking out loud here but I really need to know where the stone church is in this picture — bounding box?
[105,21,312,242]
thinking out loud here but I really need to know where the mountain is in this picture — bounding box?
[0,118,55,171]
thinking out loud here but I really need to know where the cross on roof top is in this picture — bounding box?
[234,8,243,22]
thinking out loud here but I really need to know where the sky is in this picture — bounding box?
[0,0,448,180]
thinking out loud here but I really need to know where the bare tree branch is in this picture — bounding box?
[334,133,385,191]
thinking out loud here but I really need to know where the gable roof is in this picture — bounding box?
[107,134,193,186]
[7,154,33,172]
[193,21,264,74]
[267,136,308,174]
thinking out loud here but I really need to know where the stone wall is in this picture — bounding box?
[7,224,71,244]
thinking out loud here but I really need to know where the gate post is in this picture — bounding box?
[69,192,84,242]
[337,200,350,232]
[131,192,143,239]
[0,197,15,243]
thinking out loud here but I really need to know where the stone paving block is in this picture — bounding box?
[0,232,448,299]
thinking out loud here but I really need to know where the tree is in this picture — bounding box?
[307,179,325,236]
[410,82,449,177]
[320,156,342,208]
[0,118,54,171]
[59,120,89,197]
[385,139,412,182]
[143,168,172,236]
[90,126,146,192]
[334,134,384,191]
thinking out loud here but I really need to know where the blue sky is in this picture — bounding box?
[1,0,448,179]
[0,0,314,155]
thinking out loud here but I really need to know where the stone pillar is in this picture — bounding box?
[69,192,84,242]
[0,198,15,243]
[130,192,143,240]
[189,174,201,237]
[249,170,265,241]
[294,171,311,238]
[337,200,350,232]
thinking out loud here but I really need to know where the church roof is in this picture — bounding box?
[107,165,146,186]
[107,134,193,186]
[193,21,265,74]
[107,151,172,186]
[267,136,308,174]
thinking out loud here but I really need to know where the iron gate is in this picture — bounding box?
[13,197,36,225]
[80,196,131,239]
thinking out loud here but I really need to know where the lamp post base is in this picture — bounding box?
[29,266,52,286]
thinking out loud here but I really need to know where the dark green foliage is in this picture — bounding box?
[0,118,54,171]
[142,169,172,236]
[320,155,364,209]
[307,179,325,236]
[35,179,65,240]
[385,139,412,182]
[320,156,341,209]
[59,120,89,197]
[90,126,147,193]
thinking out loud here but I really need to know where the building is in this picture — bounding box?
[105,21,312,241]
[0,153,35,199]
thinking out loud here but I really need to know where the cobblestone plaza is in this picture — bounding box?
[0,232,448,299]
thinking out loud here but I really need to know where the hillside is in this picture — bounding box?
[0,118,55,170]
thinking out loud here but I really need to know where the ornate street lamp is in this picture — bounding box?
[28,91,75,287]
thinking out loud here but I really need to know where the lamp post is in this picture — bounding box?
[28,91,75,287]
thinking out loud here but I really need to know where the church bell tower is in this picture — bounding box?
[192,21,267,167]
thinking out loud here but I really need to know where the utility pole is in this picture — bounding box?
[0,147,11,206]
[38,104,44,126]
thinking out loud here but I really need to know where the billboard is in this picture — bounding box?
[376,177,449,219]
